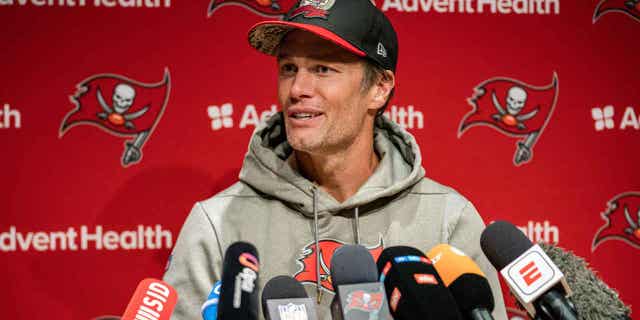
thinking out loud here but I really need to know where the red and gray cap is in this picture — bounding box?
[248,0,399,72]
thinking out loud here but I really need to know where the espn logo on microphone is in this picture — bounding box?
[501,244,564,303]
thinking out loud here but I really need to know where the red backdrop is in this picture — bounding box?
[1,1,639,319]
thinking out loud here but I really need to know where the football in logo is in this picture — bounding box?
[293,236,383,293]
[60,69,170,167]
[208,0,298,17]
[593,0,640,23]
[458,73,559,166]
[592,192,640,251]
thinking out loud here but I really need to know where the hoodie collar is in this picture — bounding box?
[238,112,425,217]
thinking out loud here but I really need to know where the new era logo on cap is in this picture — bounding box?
[377,42,387,57]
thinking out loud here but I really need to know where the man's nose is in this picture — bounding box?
[289,69,315,100]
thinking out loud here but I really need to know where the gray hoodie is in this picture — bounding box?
[164,113,508,320]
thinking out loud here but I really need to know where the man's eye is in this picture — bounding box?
[280,64,297,74]
[316,65,331,74]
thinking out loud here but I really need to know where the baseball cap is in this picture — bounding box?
[248,0,399,72]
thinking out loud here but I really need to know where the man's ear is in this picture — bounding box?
[368,70,395,111]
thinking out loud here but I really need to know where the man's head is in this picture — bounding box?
[274,30,394,154]
[248,0,398,154]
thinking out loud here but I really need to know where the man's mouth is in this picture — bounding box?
[290,112,323,120]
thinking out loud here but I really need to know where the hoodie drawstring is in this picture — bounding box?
[353,207,361,245]
[311,186,322,304]
[310,187,362,304]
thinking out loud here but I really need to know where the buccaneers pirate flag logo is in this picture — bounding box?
[592,192,640,251]
[294,236,383,293]
[593,0,640,23]
[346,290,384,313]
[208,0,298,17]
[458,73,558,166]
[60,69,170,167]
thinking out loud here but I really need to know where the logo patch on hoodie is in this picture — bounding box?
[294,236,384,293]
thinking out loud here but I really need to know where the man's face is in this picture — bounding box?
[277,30,376,155]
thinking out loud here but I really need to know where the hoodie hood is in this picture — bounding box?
[239,112,426,217]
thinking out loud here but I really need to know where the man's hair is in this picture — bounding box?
[361,59,395,117]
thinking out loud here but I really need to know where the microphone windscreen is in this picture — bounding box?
[539,242,631,320]
[427,244,494,313]
[261,275,308,317]
[377,246,462,320]
[480,220,533,270]
[218,241,260,320]
[330,244,378,286]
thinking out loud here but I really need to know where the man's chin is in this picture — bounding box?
[286,135,323,154]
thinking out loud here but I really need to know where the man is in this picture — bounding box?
[164,0,508,319]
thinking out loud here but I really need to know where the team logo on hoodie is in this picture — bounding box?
[592,192,640,251]
[458,73,558,166]
[59,69,170,167]
[593,0,640,23]
[207,0,297,17]
[294,236,384,292]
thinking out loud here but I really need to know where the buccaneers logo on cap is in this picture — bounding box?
[346,290,384,313]
[60,69,170,167]
[208,0,297,17]
[458,73,558,166]
[592,192,640,251]
[294,236,383,293]
[593,0,640,23]
[290,0,336,19]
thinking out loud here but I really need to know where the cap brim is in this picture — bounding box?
[248,21,366,57]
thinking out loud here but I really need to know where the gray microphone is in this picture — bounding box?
[261,275,318,320]
[330,244,393,320]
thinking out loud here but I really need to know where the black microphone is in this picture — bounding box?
[426,244,495,320]
[217,241,260,320]
[539,242,631,320]
[330,244,393,320]
[480,221,577,320]
[376,246,463,320]
[261,275,318,320]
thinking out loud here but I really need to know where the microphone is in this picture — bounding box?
[426,244,495,320]
[376,246,463,320]
[121,278,178,320]
[480,220,577,320]
[330,244,393,320]
[202,281,222,320]
[261,275,318,320]
[539,242,631,320]
[217,241,260,320]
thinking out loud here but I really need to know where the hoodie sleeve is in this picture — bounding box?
[448,200,508,320]
[163,202,223,320]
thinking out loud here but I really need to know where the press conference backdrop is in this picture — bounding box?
[1,0,638,319]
